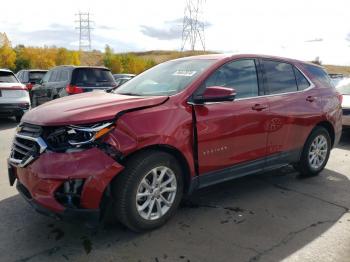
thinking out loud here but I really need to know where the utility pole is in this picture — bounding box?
[181,0,206,51]
[75,12,93,51]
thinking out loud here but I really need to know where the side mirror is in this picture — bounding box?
[193,86,236,104]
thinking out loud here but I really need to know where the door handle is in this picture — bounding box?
[252,104,268,111]
[306,96,315,102]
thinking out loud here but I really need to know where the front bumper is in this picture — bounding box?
[8,147,124,225]
[0,103,29,117]
[16,181,100,227]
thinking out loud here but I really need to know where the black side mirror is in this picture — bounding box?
[193,86,236,104]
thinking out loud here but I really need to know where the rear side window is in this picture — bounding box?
[204,59,259,99]
[293,68,310,90]
[0,71,18,83]
[304,65,332,87]
[262,60,297,94]
[71,68,115,87]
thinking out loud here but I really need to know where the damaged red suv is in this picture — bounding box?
[8,54,342,231]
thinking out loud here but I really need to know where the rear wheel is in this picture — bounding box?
[294,126,331,177]
[113,151,183,232]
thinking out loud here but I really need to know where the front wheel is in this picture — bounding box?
[113,151,184,232]
[294,126,331,177]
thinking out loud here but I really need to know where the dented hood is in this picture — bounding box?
[22,91,168,126]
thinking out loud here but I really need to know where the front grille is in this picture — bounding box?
[9,123,47,167]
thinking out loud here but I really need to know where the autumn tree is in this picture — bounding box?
[0,33,16,70]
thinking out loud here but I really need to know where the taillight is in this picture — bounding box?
[26,83,33,91]
[66,85,84,94]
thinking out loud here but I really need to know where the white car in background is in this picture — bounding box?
[0,69,30,122]
[335,78,350,127]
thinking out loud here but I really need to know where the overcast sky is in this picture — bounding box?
[1,0,350,65]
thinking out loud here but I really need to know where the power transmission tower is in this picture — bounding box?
[75,12,93,51]
[181,0,206,51]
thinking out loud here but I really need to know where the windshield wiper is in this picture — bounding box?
[117,92,141,96]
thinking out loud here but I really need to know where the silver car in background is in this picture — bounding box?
[0,69,30,122]
[335,78,350,127]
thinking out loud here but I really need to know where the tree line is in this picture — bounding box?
[0,33,157,74]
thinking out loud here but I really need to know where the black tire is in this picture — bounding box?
[294,126,331,177]
[112,150,184,232]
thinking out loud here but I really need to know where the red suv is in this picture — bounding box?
[8,54,342,231]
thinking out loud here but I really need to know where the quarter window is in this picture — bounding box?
[304,65,332,88]
[204,59,259,99]
[293,68,310,90]
[262,60,298,94]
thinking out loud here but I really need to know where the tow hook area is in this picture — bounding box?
[55,179,85,208]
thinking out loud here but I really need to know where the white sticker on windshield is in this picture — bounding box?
[173,70,197,77]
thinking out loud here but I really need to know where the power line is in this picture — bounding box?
[181,0,206,51]
[75,12,93,51]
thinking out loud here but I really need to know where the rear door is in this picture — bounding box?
[260,59,318,167]
[194,59,270,178]
[32,70,52,105]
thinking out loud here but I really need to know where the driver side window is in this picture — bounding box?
[204,59,259,99]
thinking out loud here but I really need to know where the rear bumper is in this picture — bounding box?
[0,103,29,117]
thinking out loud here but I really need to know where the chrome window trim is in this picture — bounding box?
[188,63,316,105]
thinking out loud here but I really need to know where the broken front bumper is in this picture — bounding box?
[8,147,124,225]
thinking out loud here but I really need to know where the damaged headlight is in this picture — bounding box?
[67,122,114,146]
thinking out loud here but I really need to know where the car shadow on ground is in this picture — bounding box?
[1,166,349,262]
[0,117,18,131]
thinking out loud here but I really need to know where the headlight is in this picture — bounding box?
[67,122,114,146]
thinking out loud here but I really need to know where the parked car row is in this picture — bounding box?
[0,66,136,122]
[7,54,343,231]
[0,69,30,122]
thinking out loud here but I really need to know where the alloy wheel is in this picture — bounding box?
[136,166,177,220]
[308,134,328,169]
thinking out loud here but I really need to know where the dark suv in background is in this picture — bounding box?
[31,66,116,107]
[16,69,48,91]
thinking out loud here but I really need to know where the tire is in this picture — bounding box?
[112,150,184,232]
[294,126,331,177]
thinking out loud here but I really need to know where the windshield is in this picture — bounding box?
[115,59,216,96]
[336,78,350,95]
[0,71,18,83]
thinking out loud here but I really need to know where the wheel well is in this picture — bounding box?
[316,121,335,147]
[120,145,192,194]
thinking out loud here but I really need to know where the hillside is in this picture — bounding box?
[323,65,350,75]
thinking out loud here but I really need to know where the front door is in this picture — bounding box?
[194,59,270,176]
